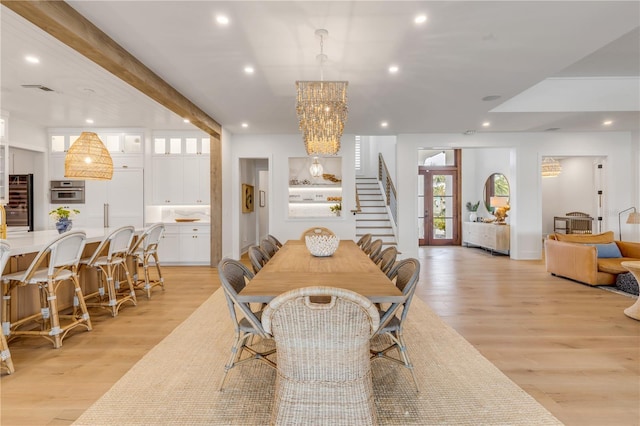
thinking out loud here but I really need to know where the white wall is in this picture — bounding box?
[461,148,512,219]
[370,136,396,182]
[397,132,635,260]
[227,133,357,259]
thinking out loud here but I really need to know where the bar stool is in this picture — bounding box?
[82,226,137,317]
[1,232,91,349]
[128,223,165,299]
[0,241,15,373]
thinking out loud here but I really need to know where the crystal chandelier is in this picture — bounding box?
[296,29,348,156]
[541,157,562,178]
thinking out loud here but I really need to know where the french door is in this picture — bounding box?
[418,168,459,246]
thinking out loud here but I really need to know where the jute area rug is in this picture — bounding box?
[73,289,561,425]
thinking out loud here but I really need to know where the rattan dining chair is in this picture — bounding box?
[366,239,383,260]
[356,233,372,251]
[371,258,421,391]
[375,246,398,275]
[263,286,380,426]
[267,234,283,249]
[0,242,15,373]
[248,246,271,274]
[128,223,165,299]
[218,258,276,391]
[82,226,137,317]
[260,239,278,259]
[300,226,335,239]
[1,232,91,349]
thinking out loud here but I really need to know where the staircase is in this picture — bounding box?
[355,177,397,247]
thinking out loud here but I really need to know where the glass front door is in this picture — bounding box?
[418,169,458,246]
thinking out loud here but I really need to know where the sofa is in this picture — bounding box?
[544,231,640,286]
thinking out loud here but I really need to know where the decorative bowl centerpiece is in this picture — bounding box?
[305,234,340,257]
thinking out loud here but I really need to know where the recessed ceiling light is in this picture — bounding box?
[414,14,427,24]
[603,120,613,126]
[381,121,388,128]
[388,65,399,74]
[216,15,229,25]
[241,123,248,128]
[25,55,40,64]
[482,122,490,127]
[85,119,94,124]
[244,66,254,74]
[183,119,190,123]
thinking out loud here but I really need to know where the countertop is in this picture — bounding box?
[2,227,141,256]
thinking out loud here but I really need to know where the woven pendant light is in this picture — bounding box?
[65,132,113,180]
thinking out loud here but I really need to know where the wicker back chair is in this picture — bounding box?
[366,239,383,260]
[371,258,421,391]
[263,286,380,425]
[248,246,270,274]
[267,234,283,249]
[0,242,15,374]
[82,226,137,317]
[376,246,398,275]
[356,233,372,251]
[300,227,335,239]
[260,239,278,258]
[2,232,91,349]
[217,258,276,390]
[128,222,165,299]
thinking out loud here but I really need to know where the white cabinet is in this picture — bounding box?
[83,169,144,228]
[151,156,184,204]
[0,139,8,204]
[183,157,210,204]
[462,222,510,255]
[151,132,210,206]
[157,223,210,265]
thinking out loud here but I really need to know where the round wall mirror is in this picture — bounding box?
[484,173,510,212]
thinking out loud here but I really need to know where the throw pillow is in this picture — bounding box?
[586,242,622,258]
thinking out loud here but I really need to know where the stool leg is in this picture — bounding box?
[1,280,12,340]
[152,252,164,293]
[45,277,63,349]
[71,271,92,331]
[0,332,14,374]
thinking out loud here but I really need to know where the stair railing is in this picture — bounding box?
[350,186,362,215]
[378,153,398,225]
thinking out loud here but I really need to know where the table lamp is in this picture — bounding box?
[490,196,510,224]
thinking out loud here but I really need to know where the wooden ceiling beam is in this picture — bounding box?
[2,0,222,138]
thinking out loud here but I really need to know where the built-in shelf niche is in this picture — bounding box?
[288,157,342,218]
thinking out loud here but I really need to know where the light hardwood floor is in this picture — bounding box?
[1,247,638,425]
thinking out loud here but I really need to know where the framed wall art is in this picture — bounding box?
[242,184,254,213]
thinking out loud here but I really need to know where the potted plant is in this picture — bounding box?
[49,207,80,233]
[329,202,342,217]
[466,201,480,222]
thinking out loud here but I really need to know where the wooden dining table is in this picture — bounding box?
[238,239,404,304]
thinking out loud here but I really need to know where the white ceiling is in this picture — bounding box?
[1,1,639,136]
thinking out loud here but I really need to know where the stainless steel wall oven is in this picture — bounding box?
[50,180,85,204]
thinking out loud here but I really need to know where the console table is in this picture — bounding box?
[462,222,510,255]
